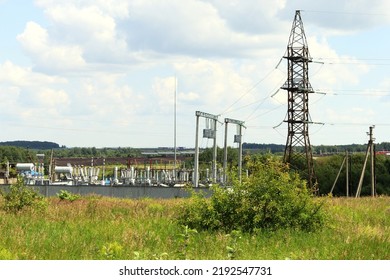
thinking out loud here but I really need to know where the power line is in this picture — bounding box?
[219,58,283,116]
[327,122,390,126]
[315,58,390,61]
[313,57,390,66]
[315,89,390,96]
[303,10,390,17]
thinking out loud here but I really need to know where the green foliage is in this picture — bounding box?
[53,147,141,158]
[99,241,123,260]
[57,190,81,202]
[0,146,34,163]
[315,154,390,196]
[133,251,169,260]
[0,247,16,260]
[1,177,47,213]
[198,147,239,168]
[175,225,198,260]
[179,156,326,232]
[226,230,242,260]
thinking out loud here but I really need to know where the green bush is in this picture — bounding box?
[57,190,81,202]
[99,242,123,260]
[1,177,47,213]
[179,157,326,232]
[0,247,16,260]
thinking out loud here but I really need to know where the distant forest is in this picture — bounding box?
[2,141,390,161]
[0,141,61,150]
[242,142,390,154]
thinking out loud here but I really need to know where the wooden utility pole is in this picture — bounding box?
[369,126,375,197]
[330,154,347,195]
[356,126,376,197]
[346,151,349,197]
[329,151,350,197]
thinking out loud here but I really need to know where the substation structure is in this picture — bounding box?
[193,111,246,187]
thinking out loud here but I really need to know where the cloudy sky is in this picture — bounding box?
[1,0,390,148]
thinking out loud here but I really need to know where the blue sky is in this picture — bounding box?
[0,0,390,148]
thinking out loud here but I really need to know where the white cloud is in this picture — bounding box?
[0,61,73,133]
[0,61,69,92]
[17,21,85,72]
[38,88,70,107]
[204,0,287,34]
[280,0,390,33]
[0,60,65,86]
[44,3,129,62]
[152,76,176,112]
[179,91,199,103]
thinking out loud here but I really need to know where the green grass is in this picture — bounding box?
[0,195,389,260]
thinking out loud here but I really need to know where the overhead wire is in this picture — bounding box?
[316,89,390,97]
[313,57,390,66]
[302,10,390,17]
[218,57,283,116]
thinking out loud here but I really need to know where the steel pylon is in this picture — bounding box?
[281,10,318,192]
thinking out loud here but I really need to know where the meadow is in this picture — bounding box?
[0,194,389,260]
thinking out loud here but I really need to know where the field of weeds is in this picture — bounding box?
[0,195,389,260]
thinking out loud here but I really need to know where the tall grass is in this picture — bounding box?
[0,195,389,260]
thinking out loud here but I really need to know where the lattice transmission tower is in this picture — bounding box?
[281,10,318,192]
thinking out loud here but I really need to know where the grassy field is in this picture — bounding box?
[0,195,389,260]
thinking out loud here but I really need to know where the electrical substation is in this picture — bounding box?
[0,10,384,198]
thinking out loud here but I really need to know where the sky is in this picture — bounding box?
[1,0,390,148]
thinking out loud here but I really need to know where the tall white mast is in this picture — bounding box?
[174,75,177,183]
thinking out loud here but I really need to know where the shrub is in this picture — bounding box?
[1,177,47,213]
[0,247,15,260]
[57,190,81,202]
[99,242,123,260]
[178,156,326,232]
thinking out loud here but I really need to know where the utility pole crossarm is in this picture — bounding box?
[196,111,219,121]
[224,118,246,128]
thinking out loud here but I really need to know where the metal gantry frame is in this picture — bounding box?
[223,118,246,185]
[281,10,317,192]
[194,111,220,187]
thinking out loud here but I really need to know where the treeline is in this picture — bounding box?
[315,153,390,196]
[0,141,61,150]
[243,143,285,153]
[0,146,33,163]
[53,147,141,158]
[0,146,142,163]
[243,142,390,154]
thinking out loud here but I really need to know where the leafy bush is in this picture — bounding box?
[178,156,326,232]
[99,242,123,260]
[175,225,198,260]
[57,190,81,202]
[1,177,47,213]
[0,247,15,260]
